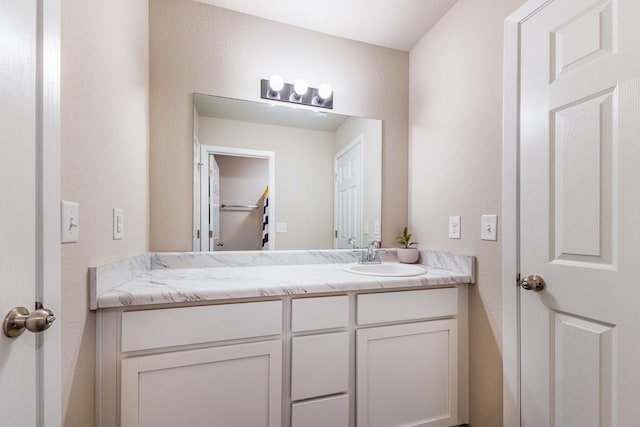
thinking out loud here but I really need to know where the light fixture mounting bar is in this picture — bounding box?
[260,79,333,109]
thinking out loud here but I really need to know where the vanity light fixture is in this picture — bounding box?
[260,76,333,109]
[267,74,285,99]
[313,83,333,107]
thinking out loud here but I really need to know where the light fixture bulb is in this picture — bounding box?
[318,84,333,100]
[294,79,308,96]
[269,75,284,92]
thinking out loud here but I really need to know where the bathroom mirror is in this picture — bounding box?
[193,93,382,252]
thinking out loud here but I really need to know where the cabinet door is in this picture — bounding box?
[356,320,458,427]
[121,340,282,427]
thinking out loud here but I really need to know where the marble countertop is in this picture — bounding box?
[96,262,472,309]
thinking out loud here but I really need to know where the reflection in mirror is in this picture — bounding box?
[193,94,382,252]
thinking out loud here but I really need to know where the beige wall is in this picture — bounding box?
[409,0,525,425]
[198,117,335,249]
[60,0,149,424]
[149,0,409,251]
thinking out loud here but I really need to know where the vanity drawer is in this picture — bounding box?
[291,394,349,427]
[357,288,457,325]
[291,295,349,331]
[121,300,282,352]
[291,332,349,401]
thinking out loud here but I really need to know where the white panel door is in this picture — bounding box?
[519,0,640,425]
[0,0,61,425]
[0,1,38,424]
[335,138,362,248]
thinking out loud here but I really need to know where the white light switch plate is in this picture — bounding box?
[276,222,287,233]
[481,214,498,241]
[113,208,124,240]
[61,201,79,243]
[448,216,461,239]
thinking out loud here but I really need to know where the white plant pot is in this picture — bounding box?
[396,248,419,264]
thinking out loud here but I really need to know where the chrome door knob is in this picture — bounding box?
[3,306,56,338]
[520,274,546,292]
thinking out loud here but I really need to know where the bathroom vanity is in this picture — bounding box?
[92,250,473,427]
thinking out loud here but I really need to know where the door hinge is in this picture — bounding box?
[196,229,200,239]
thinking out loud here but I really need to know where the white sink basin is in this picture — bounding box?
[343,263,427,277]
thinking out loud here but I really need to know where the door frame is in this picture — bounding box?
[333,136,363,248]
[40,0,62,424]
[199,145,275,251]
[502,1,553,425]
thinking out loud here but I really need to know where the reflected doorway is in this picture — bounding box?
[196,145,275,251]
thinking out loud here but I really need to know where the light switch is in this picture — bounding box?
[363,221,369,235]
[373,220,380,235]
[481,214,498,241]
[276,222,287,233]
[61,201,79,243]
[448,216,461,239]
[113,208,124,240]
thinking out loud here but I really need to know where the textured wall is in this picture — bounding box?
[60,0,148,424]
[409,0,526,425]
[149,0,409,251]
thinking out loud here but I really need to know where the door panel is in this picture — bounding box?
[553,313,614,427]
[519,0,640,425]
[552,88,614,264]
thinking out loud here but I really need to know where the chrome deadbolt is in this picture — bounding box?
[3,306,56,338]
[519,274,546,292]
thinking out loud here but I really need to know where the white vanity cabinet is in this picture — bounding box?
[97,300,284,427]
[97,287,467,427]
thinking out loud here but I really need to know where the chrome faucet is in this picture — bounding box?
[347,236,358,249]
[356,240,382,264]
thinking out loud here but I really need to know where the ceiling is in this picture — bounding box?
[194,0,458,52]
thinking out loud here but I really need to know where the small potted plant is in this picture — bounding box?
[395,226,419,264]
